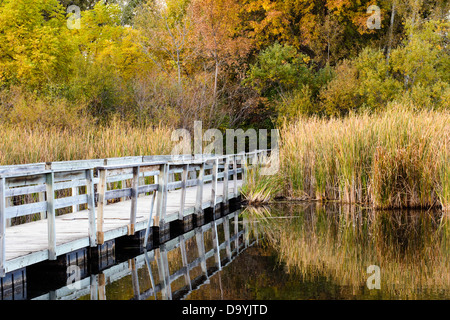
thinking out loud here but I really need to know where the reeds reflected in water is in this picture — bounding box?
[244,203,450,299]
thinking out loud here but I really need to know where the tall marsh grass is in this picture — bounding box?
[0,121,176,165]
[279,106,450,210]
[0,121,176,226]
[240,160,283,205]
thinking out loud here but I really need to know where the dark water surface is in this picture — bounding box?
[27,203,450,300]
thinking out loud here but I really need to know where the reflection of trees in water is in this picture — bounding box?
[245,203,450,299]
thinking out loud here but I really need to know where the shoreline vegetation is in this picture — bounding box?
[242,105,449,212]
[1,104,448,213]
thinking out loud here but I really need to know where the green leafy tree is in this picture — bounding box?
[245,43,312,99]
[390,18,450,108]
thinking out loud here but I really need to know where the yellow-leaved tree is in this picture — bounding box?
[0,0,75,89]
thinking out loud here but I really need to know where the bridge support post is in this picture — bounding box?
[195,163,205,224]
[211,158,218,219]
[86,169,97,247]
[97,169,107,245]
[129,166,140,235]
[179,164,189,221]
[232,155,238,198]
[155,163,169,244]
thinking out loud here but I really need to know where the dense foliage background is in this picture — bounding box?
[0,0,448,130]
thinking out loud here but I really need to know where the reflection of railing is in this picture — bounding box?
[1,150,269,278]
[32,210,259,300]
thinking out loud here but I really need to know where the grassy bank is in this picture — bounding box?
[280,106,450,211]
[243,106,449,211]
[0,121,175,165]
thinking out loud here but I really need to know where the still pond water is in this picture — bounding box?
[30,203,450,300]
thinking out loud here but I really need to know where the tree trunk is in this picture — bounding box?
[386,0,396,67]
[213,60,219,100]
[208,59,220,122]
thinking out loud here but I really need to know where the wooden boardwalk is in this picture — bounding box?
[4,181,241,270]
[0,151,268,280]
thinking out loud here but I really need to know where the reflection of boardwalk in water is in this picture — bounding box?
[31,210,259,300]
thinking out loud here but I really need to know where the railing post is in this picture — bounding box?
[143,250,157,300]
[97,168,107,245]
[41,163,51,221]
[242,153,248,182]
[129,166,140,235]
[46,172,57,260]
[234,213,239,253]
[121,179,126,202]
[156,246,172,300]
[86,169,97,247]
[130,258,141,300]
[243,216,249,248]
[155,163,168,228]
[179,164,189,220]
[72,185,79,213]
[144,190,157,249]
[223,216,232,260]
[90,275,98,300]
[162,247,172,300]
[211,158,218,217]
[195,163,205,216]
[233,155,238,197]
[5,196,10,228]
[39,191,46,220]
[254,219,259,245]
[98,273,106,300]
[212,221,221,271]
[0,177,6,277]
[195,228,207,277]
[222,156,229,203]
[179,235,192,291]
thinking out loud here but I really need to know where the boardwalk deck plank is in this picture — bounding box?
[3,180,242,272]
